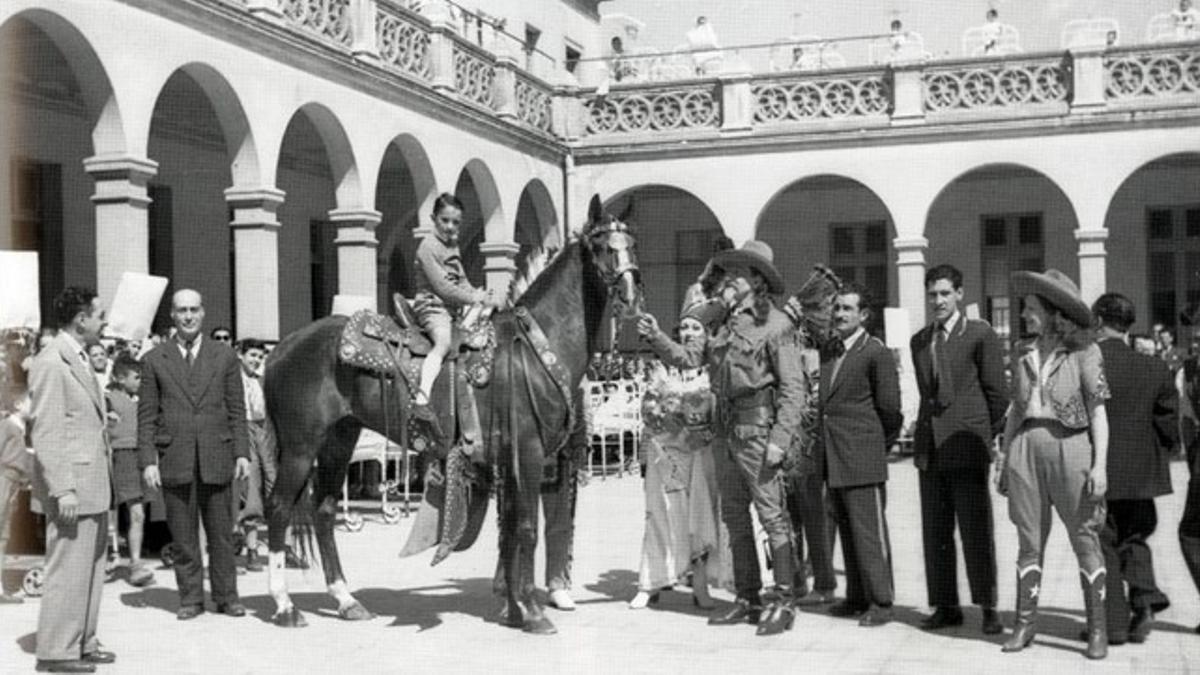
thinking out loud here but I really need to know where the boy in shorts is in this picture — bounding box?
[107,355,154,587]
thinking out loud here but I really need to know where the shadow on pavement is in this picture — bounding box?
[581,568,713,616]
[227,578,499,631]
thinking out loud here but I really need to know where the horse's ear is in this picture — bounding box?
[617,196,635,224]
[587,195,603,227]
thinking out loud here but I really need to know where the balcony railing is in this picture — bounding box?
[922,52,1069,113]
[223,2,1200,145]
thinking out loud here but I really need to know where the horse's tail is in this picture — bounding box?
[263,412,320,569]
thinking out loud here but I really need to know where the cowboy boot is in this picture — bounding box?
[1081,569,1109,660]
[1002,565,1041,652]
[756,586,797,636]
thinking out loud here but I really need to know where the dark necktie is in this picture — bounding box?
[934,325,949,398]
[183,341,195,367]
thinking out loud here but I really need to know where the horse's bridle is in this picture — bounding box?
[586,219,641,316]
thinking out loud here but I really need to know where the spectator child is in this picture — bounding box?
[234,339,272,572]
[0,391,34,603]
[107,355,154,587]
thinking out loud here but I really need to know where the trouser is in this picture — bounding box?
[918,465,997,608]
[234,421,275,525]
[163,479,238,607]
[1102,499,1169,639]
[1005,423,1105,575]
[786,472,836,593]
[1179,462,1200,600]
[542,466,577,591]
[37,512,107,661]
[829,482,894,607]
[0,470,21,586]
[714,433,795,600]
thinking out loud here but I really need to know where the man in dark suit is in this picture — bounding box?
[820,282,903,627]
[910,265,1007,634]
[1091,293,1175,644]
[139,289,250,620]
[28,287,115,673]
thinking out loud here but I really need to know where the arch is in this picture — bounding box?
[925,162,1080,340]
[374,133,438,310]
[285,102,363,209]
[515,178,560,249]
[1103,152,1200,331]
[757,174,897,331]
[604,185,724,342]
[156,62,261,188]
[2,9,126,155]
[461,158,505,244]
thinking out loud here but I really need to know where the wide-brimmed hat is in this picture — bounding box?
[713,240,785,295]
[1011,269,1092,328]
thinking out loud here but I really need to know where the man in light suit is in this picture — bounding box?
[139,289,249,620]
[910,265,1007,634]
[819,282,903,627]
[29,287,115,673]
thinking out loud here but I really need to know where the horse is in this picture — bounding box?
[261,195,641,633]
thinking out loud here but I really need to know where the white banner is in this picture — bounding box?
[106,272,169,341]
[0,251,41,330]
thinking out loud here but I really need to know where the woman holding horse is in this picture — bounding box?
[630,301,722,610]
[637,240,809,637]
[997,269,1109,659]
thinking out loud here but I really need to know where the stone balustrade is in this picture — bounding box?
[221,1,1200,144]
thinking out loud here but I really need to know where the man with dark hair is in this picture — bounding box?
[1091,293,1176,644]
[821,282,903,627]
[910,264,1007,634]
[209,327,233,345]
[28,286,115,672]
[139,289,250,620]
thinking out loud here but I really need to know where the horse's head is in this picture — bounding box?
[583,195,642,319]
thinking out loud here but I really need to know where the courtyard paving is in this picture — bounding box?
[2,457,1200,674]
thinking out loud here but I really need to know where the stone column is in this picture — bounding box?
[225,186,285,341]
[245,0,283,20]
[1069,46,1107,111]
[349,0,379,61]
[479,241,520,294]
[718,71,753,134]
[82,154,157,303]
[894,236,929,328]
[891,62,926,124]
[329,208,383,299]
[423,1,458,93]
[1075,228,1108,304]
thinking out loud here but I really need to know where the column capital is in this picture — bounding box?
[328,207,383,227]
[83,154,158,181]
[226,186,285,230]
[84,154,158,206]
[893,236,929,265]
[480,242,520,270]
[1074,228,1108,258]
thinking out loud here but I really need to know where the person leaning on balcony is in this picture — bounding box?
[980,8,1003,54]
[996,269,1110,660]
[1173,0,1200,40]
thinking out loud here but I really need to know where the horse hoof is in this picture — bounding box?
[339,602,375,621]
[272,607,308,628]
[523,616,557,635]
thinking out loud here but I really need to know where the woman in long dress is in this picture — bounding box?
[630,308,724,609]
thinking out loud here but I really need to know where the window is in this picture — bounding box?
[980,212,1044,341]
[828,220,890,335]
[564,42,582,74]
[1146,204,1200,329]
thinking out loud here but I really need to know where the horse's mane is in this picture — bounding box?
[508,232,582,304]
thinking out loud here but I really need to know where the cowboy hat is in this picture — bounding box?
[1010,269,1092,328]
[712,240,785,295]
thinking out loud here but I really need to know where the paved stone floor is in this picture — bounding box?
[3,457,1200,674]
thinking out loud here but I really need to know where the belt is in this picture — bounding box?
[720,388,775,427]
[1019,418,1086,436]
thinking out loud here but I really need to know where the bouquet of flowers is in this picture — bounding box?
[640,364,715,446]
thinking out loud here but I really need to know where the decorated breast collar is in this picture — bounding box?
[512,305,577,449]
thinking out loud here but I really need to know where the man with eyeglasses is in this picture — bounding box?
[210,327,233,344]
